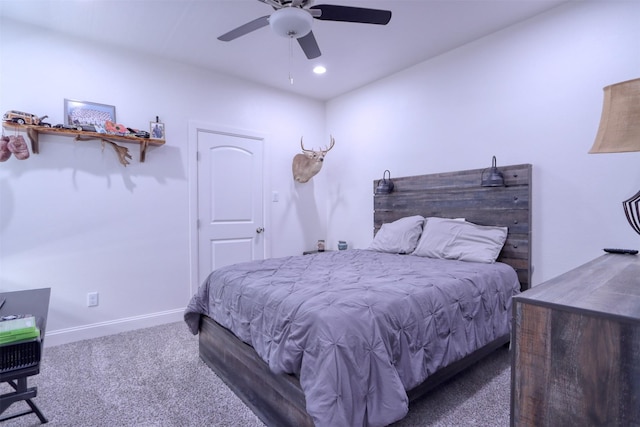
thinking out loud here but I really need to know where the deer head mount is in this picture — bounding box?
[292,136,335,183]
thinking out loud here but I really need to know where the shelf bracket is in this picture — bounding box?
[25,128,40,154]
[140,140,149,163]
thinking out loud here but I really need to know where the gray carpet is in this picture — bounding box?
[1,322,511,426]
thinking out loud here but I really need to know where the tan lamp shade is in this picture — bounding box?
[590,77,640,154]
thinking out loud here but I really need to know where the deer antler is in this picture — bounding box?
[101,139,132,166]
[300,137,313,153]
[300,135,335,154]
[75,135,132,166]
[323,135,335,153]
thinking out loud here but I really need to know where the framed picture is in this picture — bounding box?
[150,122,165,140]
[64,99,116,127]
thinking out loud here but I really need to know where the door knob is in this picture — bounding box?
[256,227,264,234]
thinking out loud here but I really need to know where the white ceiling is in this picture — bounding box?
[0,0,570,101]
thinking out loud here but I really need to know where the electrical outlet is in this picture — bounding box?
[87,292,99,307]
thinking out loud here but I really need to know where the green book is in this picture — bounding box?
[0,316,39,345]
[0,315,36,333]
[0,326,40,345]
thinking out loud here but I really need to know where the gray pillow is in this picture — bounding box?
[412,218,507,263]
[368,215,425,254]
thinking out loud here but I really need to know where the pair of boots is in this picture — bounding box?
[0,135,30,161]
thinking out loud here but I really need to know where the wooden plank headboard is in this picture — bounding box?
[373,164,532,291]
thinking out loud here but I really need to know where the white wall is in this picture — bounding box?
[324,1,640,284]
[0,19,327,345]
[2,1,639,345]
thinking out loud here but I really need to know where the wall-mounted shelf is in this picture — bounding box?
[2,123,165,166]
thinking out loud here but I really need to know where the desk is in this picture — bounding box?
[0,288,51,424]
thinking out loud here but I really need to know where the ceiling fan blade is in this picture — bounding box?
[297,31,321,59]
[218,15,270,41]
[258,0,282,9]
[310,5,391,25]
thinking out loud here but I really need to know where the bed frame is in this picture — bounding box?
[198,163,532,427]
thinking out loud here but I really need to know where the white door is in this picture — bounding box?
[196,129,265,286]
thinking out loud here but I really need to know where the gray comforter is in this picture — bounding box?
[184,249,520,427]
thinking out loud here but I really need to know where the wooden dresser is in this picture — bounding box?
[510,254,640,426]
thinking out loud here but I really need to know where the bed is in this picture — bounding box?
[184,163,532,427]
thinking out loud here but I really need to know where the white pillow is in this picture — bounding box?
[424,216,465,224]
[412,218,507,263]
[368,215,425,254]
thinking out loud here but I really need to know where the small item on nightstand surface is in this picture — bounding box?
[317,240,325,252]
[604,248,638,255]
[338,241,348,250]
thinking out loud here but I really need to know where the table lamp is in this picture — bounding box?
[589,77,640,235]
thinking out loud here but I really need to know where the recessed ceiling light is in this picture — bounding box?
[313,65,327,75]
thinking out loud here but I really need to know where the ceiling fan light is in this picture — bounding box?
[269,7,313,39]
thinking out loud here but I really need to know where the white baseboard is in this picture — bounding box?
[44,308,185,347]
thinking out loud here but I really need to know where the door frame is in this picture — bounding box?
[188,121,271,295]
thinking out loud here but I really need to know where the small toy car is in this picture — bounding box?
[127,127,150,138]
[77,124,97,132]
[39,116,52,127]
[3,110,51,127]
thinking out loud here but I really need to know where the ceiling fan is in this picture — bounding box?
[217,0,392,60]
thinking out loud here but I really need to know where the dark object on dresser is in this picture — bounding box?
[511,254,640,426]
[603,247,638,255]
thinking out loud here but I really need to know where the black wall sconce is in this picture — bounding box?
[481,156,505,187]
[375,170,395,194]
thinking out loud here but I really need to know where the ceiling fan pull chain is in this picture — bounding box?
[288,36,294,85]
